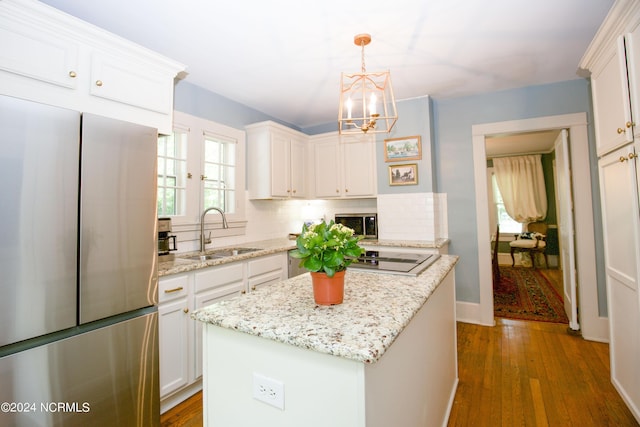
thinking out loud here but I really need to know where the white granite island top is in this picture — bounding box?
[191,254,458,364]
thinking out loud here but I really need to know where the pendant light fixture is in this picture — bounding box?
[338,33,397,135]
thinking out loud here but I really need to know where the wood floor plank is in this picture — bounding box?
[529,378,549,427]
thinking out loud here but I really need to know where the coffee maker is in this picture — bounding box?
[158,217,177,262]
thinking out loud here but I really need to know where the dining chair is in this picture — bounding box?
[509,221,548,268]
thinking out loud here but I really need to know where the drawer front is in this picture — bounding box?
[194,262,245,294]
[248,254,285,277]
[159,274,189,303]
[249,271,284,292]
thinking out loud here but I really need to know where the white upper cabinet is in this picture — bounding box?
[312,132,377,198]
[590,39,633,155]
[313,135,341,198]
[246,121,308,199]
[581,1,640,156]
[0,0,185,134]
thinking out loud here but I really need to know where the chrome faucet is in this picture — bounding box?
[200,207,229,253]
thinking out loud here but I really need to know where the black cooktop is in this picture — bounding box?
[349,250,439,276]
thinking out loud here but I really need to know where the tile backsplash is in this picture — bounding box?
[377,193,448,241]
[172,192,446,253]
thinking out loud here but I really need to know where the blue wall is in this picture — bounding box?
[434,79,606,314]
[174,80,300,131]
[173,77,607,315]
[375,96,435,193]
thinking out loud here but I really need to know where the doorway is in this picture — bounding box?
[486,128,574,326]
[470,113,607,341]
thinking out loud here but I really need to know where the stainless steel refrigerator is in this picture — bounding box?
[0,95,159,426]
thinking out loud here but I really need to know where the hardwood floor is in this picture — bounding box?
[448,319,639,426]
[160,392,203,427]
[161,312,639,426]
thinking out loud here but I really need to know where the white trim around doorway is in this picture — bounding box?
[463,112,609,342]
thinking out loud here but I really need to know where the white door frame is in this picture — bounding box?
[469,112,608,342]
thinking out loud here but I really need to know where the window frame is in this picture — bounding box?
[166,111,246,231]
[157,125,189,218]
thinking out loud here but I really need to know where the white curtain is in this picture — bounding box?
[493,155,547,223]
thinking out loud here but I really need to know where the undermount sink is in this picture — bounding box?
[181,247,261,262]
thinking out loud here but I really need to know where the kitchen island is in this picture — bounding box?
[192,254,459,427]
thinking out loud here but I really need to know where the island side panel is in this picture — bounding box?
[364,269,458,427]
[202,324,367,427]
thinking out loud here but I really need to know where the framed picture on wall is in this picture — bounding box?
[384,135,422,162]
[388,163,418,186]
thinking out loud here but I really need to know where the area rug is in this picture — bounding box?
[493,267,568,324]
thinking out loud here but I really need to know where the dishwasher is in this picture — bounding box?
[287,250,308,278]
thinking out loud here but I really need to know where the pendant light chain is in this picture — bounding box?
[361,39,366,74]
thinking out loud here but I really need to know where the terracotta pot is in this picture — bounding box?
[310,270,345,305]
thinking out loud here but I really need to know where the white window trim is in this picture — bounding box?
[169,111,246,237]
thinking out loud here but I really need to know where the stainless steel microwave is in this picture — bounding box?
[334,213,377,239]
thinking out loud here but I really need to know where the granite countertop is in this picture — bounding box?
[191,254,458,364]
[158,237,449,277]
[158,238,296,277]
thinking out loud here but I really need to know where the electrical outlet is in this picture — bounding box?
[253,372,285,410]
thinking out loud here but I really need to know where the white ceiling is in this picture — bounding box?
[40,0,613,130]
[485,130,561,158]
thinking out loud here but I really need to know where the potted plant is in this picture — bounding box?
[290,220,365,305]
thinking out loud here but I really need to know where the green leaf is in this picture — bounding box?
[304,256,322,272]
[323,265,336,277]
[344,246,364,257]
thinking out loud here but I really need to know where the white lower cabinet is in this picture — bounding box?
[597,143,640,421]
[159,252,287,412]
[158,274,192,399]
[193,263,245,380]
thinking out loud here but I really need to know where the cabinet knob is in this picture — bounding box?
[200,175,207,181]
[187,172,193,179]
[626,121,635,128]
[251,285,257,291]
[345,188,349,193]
[183,308,189,314]
[336,189,340,193]
[95,80,103,87]
[292,189,296,194]
[620,156,628,163]
[617,128,624,134]
[241,290,246,294]
[630,153,638,160]
[68,71,77,78]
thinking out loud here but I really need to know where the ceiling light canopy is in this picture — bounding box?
[338,33,397,135]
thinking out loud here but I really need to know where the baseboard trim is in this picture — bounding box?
[581,315,609,343]
[442,377,459,427]
[160,381,202,414]
[456,301,494,326]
